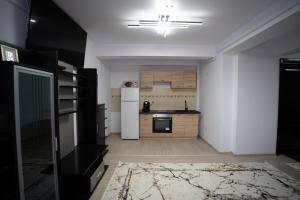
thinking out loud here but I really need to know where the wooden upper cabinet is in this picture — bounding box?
[140,70,197,89]
[154,71,171,82]
[183,71,197,89]
[171,70,197,89]
[140,71,154,89]
[171,71,184,89]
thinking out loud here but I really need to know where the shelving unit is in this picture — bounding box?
[0,57,107,200]
[57,65,66,70]
[59,109,78,116]
[59,97,87,101]
[61,144,108,199]
[59,97,78,101]
[58,68,86,79]
[58,63,78,117]
[59,70,77,76]
[59,85,79,88]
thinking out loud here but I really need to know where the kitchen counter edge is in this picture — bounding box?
[139,110,201,115]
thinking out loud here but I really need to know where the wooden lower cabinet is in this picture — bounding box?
[184,126,198,137]
[139,114,152,137]
[173,125,185,137]
[172,115,185,137]
[140,114,199,138]
[183,114,199,137]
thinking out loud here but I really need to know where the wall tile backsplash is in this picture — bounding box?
[111,87,196,112]
[111,88,121,112]
[140,88,196,110]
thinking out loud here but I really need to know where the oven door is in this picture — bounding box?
[152,114,172,133]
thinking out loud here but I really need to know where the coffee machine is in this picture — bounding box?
[142,101,150,112]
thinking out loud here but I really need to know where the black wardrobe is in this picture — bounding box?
[0,51,108,200]
[277,58,300,161]
[0,62,60,200]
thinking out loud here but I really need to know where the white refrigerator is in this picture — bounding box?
[121,87,139,139]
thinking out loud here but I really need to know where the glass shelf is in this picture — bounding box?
[59,109,78,116]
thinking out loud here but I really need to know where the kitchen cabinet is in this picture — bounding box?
[140,71,154,89]
[184,126,198,137]
[139,114,153,137]
[140,114,199,138]
[184,114,199,137]
[140,70,197,89]
[183,71,197,89]
[171,71,184,89]
[154,71,171,82]
[172,115,185,137]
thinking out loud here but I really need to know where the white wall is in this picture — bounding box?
[98,60,111,136]
[0,0,30,47]
[84,37,111,136]
[199,53,236,152]
[110,71,139,88]
[233,53,279,154]
[110,71,139,133]
[97,44,216,59]
[220,54,236,152]
[199,51,280,154]
[199,55,223,151]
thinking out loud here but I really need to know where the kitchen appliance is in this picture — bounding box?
[121,87,139,139]
[153,114,172,133]
[143,101,150,112]
[122,81,138,88]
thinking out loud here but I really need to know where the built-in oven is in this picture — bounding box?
[152,114,172,133]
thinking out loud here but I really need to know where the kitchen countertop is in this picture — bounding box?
[139,110,201,114]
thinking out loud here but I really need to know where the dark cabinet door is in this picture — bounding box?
[277,59,300,161]
[14,66,59,200]
[96,104,106,146]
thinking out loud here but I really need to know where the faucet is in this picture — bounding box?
[185,100,188,111]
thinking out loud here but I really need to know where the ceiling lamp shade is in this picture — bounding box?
[128,2,203,37]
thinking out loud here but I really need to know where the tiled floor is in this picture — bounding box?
[90,134,300,200]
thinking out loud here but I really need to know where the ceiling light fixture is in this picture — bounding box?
[30,19,37,23]
[128,2,203,38]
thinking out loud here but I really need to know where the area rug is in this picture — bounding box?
[287,163,300,171]
[101,162,300,200]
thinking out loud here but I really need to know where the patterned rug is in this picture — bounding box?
[287,163,300,171]
[101,162,300,200]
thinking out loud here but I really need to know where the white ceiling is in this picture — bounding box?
[54,0,275,46]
